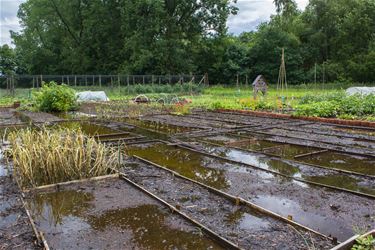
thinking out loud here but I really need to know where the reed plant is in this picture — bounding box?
[8,128,119,188]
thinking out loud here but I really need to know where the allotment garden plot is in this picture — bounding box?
[0,106,374,249]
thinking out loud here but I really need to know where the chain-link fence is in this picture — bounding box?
[0,74,208,99]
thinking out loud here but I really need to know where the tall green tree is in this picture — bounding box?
[12,0,237,75]
[0,45,18,75]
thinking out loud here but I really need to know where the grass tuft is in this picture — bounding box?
[8,128,119,188]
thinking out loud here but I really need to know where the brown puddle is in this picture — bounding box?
[262,144,319,159]
[126,143,230,189]
[87,204,221,249]
[300,151,375,176]
[119,118,198,134]
[304,175,375,195]
[28,181,222,249]
[50,121,119,136]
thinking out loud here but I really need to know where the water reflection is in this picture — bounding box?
[51,121,118,136]
[126,143,230,189]
[88,204,221,249]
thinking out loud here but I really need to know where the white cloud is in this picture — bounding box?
[228,0,310,34]
[0,0,25,46]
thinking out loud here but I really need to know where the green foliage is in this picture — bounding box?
[295,93,375,118]
[33,82,77,112]
[0,45,18,75]
[351,235,375,250]
[255,100,274,111]
[12,0,237,75]
[7,0,375,84]
[294,101,340,117]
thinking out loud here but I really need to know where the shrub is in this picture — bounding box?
[33,82,77,112]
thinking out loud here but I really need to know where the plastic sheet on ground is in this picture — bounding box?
[346,87,375,96]
[76,91,109,102]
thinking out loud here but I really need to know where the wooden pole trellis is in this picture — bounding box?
[204,73,209,86]
[277,48,288,99]
[127,75,130,94]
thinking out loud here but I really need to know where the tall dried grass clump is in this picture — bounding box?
[8,128,119,188]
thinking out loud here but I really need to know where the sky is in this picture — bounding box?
[0,0,309,46]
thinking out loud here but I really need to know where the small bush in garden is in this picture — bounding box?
[33,82,77,112]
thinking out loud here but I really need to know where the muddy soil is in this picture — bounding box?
[0,110,25,126]
[258,128,375,149]
[191,135,375,177]
[189,112,375,141]
[192,142,375,194]
[143,114,237,129]
[0,176,38,249]
[20,111,64,123]
[78,102,99,115]
[279,124,375,141]
[126,142,375,241]
[252,132,375,156]
[49,120,123,136]
[26,178,223,250]
[189,111,309,128]
[122,158,335,250]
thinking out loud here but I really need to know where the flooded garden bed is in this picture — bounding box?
[1,106,374,249]
[122,158,335,249]
[26,177,222,249]
[125,141,374,241]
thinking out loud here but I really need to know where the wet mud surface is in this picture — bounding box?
[26,178,223,250]
[193,142,375,194]
[259,127,375,149]
[49,121,122,136]
[2,107,375,248]
[0,176,38,249]
[19,111,63,123]
[122,158,335,249]
[126,142,375,241]
[0,110,25,126]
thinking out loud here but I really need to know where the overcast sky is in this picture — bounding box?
[0,0,309,46]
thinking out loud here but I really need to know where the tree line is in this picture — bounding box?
[1,0,375,84]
